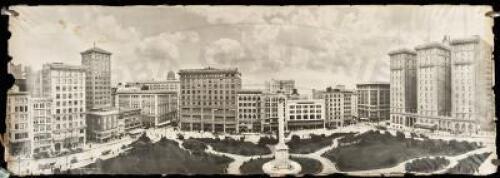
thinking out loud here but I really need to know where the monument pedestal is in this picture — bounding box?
[262,143,302,177]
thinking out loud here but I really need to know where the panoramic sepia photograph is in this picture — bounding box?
[4,5,497,176]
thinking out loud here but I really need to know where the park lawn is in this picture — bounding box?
[287,133,355,154]
[322,130,480,172]
[239,157,322,175]
[194,138,271,156]
[82,138,233,174]
[405,157,450,173]
[326,141,436,171]
[446,152,492,174]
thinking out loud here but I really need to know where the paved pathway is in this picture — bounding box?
[290,138,340,175]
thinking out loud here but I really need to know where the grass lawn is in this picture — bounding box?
[447,152,492,174]
[405,157,450,173]
[240,157,322,175]
[80,138,233,174]
[287,133,355,154]
[322,130,480,171]
[194,137,271,156]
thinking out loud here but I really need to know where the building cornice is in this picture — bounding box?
[388,48,417,56]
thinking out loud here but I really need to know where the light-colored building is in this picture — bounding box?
[86,108,120,143]
[237,89,264,133]
[356,83,390,122]
[265,79,295,95]
[449,36,494,132]
[319,87,357,128]
[31,97,53,157]
[261,93,287,132]
[115,88,177,128]
[178,67,241,133]
[389,49,418,129]
[6,85,32,159]
[81,46,112,109]
[8,62,30,79]
[286,99,325,130]
[414,42,452,130]
[41,63,86,153]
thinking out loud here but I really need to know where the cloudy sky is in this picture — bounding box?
[9,5,493,93]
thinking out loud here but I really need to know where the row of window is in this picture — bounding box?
[289,115,322,120]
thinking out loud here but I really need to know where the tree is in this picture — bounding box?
[177,133,184,140]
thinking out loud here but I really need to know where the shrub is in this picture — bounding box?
[177,133,184,140]
[182,139,207,153]
[258,136,278,146]
[395,131,405,140]
[291,135,300,142]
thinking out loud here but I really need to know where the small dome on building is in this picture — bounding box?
[167,71,176,80]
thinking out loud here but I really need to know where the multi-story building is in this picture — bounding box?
[285,99,325,130]
[449,36,494,133]
[8,62,30,79]
[86,108,120,143]
[122,71,180,93]
[414,42,452,130]
[265,79,295,95]
[81,46,112,109]
[319,87,357,128]
[41,63,86,153]
[115,88,177,128]
[118,108,143,133]
[237,89,264,133]
[389,49,418,129]
[31,97,53,156]
[178,67,241,133]
[6,84,32,159]
[261,93,286,132]
[356,83,390,122]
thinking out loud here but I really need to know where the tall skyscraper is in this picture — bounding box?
[450,36,494,132]
[178,67,241,133]
[81,46,112,109]
[414,42,452,129]
[389,49,418,129]
[41,63,87,152]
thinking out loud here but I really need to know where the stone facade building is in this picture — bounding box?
[178,67,241,133]
[41,63,87,153]
[86,108,120,143]
[449,36,494,132]
[81,47,112,109]
[389,49,418,129]
[356,83,390,122]
[115,88,177,128]
[6,85,32,159]
[285,99,325,130]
